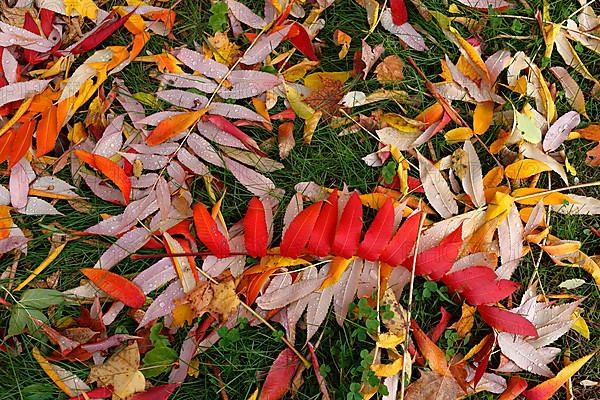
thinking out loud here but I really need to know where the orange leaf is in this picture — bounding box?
[498,376,528,400]
[36,106,59,157]
[473,101,494,135]
[524,351,597,400]
[0,205,12,240]
[80,268,145,308]
[146,109,207,146]
[9,117,36,168]
[505,159,552,180]
[410,319,450,376]
[74,150,131,203]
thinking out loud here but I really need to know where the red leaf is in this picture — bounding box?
[244,197,268,257]
[390,0,409,25]
[9,118,35,168]
[80,268,145,308]
[259,348,301,400]
[442,266,498,293]
[270,108,296,121]
[130,384,179,400]
[286,22,318,61]
[357,199,395,261]
[331,192,363,258]
[472,334,494,388]
[193,203,230,258]
[442,266,519,305]
[74,150,131,204]
[205,114,266,156]
[460,279,519,306]
[498,375,528,400]
[280,201,323,258]
[306,190,338,257]
[307,343,331,400]
[430,306,451,343]
[36,106,58,157]
[67,11,131,55]
[380,210,422,266]
[404,224,462,279]
[40,9,55,36]
[477,305,538,337]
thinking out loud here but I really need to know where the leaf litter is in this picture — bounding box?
[0,0,599,399]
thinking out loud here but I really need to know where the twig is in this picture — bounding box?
[400,207,426,400]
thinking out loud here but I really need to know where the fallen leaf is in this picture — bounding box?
[375,55,404,82]
[80,268,145,308]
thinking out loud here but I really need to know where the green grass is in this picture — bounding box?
[1,0,599,399]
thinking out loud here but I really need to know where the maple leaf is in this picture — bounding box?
[303,76,345,120]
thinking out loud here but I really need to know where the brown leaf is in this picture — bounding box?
[404,371,464,400]
[375,55,404,82]
[88,342,145,398]
[184,279,240,321]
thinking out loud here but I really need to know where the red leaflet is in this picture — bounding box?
[286,22,318,61]
[193,203,231,258]
[442,266,518,305]
[280,201,323,258]
[74,150,131,204]
[39,9,55,36]
[460,279,519,305]
[357,199,395,261]
[259,348,302,400]
[331,192,363,259]
[67,11,131,55]
[429,306,451,343]
[380,210,421,266]
[244,197,268,258]
[130,384,179,400]
[306,189,338,257]
[404,224,463,279]
[205,114,266,156]
[477,305,538,337]
[442,266,497,293]
[9,118,35,168]
[498,376,528,400]
[270,108,296,121]
[472,334,494,388]
[80,268,145,309]
[390,0,409,26]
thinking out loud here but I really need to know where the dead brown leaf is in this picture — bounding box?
[375,55,405,82]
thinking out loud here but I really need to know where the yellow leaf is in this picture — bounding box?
[284,84,315,120]
[473,101,494,135]
[460,335,491,363]
[32,347,80,397]
[565,156,577,176]
[543,23,561,58]
[0,97,33,138]
[113,371,145,399]
[505,159,552,180]
[534,67,557,123]
[451,304,476,337]
[359,193,393,209]
[303,110,322,144]
[247,388,259,400]
[64,0,99,19]
[541,241,581,256]
[371,356,404,378]
[172,303,194,328]
[449,27,490,81]
[187,358,200,378]
[377,332,404,349]
[483,166,504,188]
[445,127,474,142]
[321,256,354,289]
[15,243,66,291]
[512,75,528,94]
[283,60,320,82]
[304,72,350,90]
[486,191,514,222]
[571,310,590,339]
[512,188,574,205]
